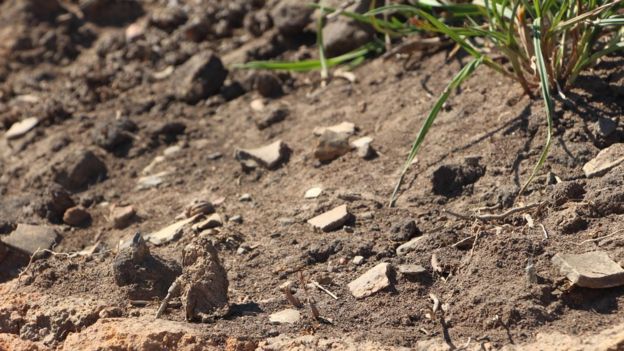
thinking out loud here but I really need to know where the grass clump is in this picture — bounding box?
[235,1,624,206]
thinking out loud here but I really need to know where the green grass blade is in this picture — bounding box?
[232,43,380,71]
[317,4,329,83]
[519,18,554,195]
[389,57,483,207]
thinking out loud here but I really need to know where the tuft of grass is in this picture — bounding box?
[378,0,624,205]
[233,1,624,206]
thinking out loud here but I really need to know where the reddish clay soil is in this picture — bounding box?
[1,0,624,350]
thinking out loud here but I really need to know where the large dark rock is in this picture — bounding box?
[171,52,228,104]
[113,233,182,300]
[270,0,313,36]
[53,150,107,192]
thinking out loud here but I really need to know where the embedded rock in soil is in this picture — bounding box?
[5,117,38,139]
[171,51,228,104]
[583,143,624,178]
[348,262,394,299]
[53,150,107,192]
[396,235,427,256]
[552,251,624,288]
[34,184,75,223]
[431,158,485,197]
[307,205,351,232]
[255,106,288,130]
[184,200,214,218]
[150,6,188,32]
[61,317,217,351]
[91,117,138,155]
[550,181,585,207]
[1,224,59,255]
[63,206,91,227]
[398,264,427,279]
[304,187,323,199]
[269,309,301,324]
[351,136,375,159]
[314,130,351,162]
[270,0,313,36]
[235,140,290,170]
[555,207,587,234]
[192,213,223,231]
[179,236,229,321]
[305,239,342,264]
[253,72,283,98]
[390,220,420,242]
[113,233,181,299]
[110,205,136,229]
[80,0,144,26]
[323,19,372,57]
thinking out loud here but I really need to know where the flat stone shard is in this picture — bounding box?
[145,216,198,245]
[1,224,59,255]
[348,262,393,299]
[398,264,427,278]
[314,130,351,162]
[351,136,375,159]
[396,236,427,256]
[304,187,323,199]
[552,251,624,288]
[269,309,301,324]
[583,143,624,178]
[235,140,289,170]
[313,122,356,136]
[5,117,38,139]
[307,205,351,232]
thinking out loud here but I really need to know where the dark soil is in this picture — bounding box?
[1,0,624,350]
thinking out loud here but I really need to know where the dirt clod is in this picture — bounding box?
[179,236,229,322]
[113,233,181,300]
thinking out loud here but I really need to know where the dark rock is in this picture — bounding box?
[390,220,420,242]
[314,130,350,163]
[323,20,372,57]
[171,51,228,103]
[34,184,75,223]
[270,0,313,36]
[1,224,59,255]
[19,0,64,21]
[54,150,107,192]
[63,206,91,227]
[432,159,485,197]
[305,239,342,264]
[181,15,211,42]
[150,121,186,145]
[113,233,181,300]
[150,6,188,32]
[92,117,138,155]
[255,107,288,130]
[81,0,144,26]
[221,81,246,101]
[254,72,283,98]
